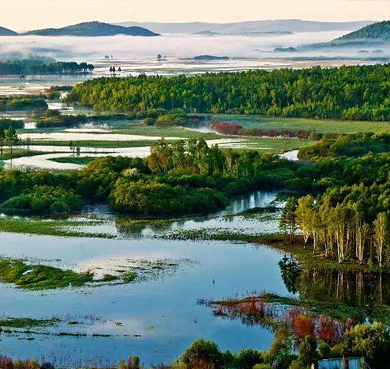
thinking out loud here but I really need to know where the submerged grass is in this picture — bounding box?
[0,218,115,239]
[0,256,192,291]
[0,258,95,290]
[210,292,390,324]
[0,317,60,328]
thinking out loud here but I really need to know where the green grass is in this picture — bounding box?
[112,124,219,139]
[0,255,188,290]
[230,137,312,154]
[27,140,166,148]
[0,218,114,239]
[0,317,60,328]
[0,149,45,161]
[27,137,311,154]
[209,114,390,135]
[49,157,97,165]
[0,257,95,290]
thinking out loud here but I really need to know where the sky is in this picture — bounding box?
[0,0,389,31]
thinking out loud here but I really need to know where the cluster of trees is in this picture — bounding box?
[145,112,191,127]
[282,183,390,266]
[66,64,390,121]
[85,139,296,215]
[35,110,135,128]
[0,185,82,216]
[35,111,88,128]
[0,139,298,216]
[0,98,48,112]
[277,133,390,267]
[210,121,320,140]
[0,59,94,75]
[0,119,24,130]
[298,132,390,160]
[0,325,389,369]
[177,324,390,369]
[0,126,19,154]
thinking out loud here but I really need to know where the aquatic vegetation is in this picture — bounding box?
[0,317,60,328]
[203,294,356,346]
[0,257,95,290]
[0,256,193,290]
[0,218,115,238]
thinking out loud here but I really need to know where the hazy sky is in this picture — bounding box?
[1,0,389,31]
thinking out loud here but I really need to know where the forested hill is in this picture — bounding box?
[66,64,390,121]
[23,21,159,37]
[0,25,17,36]
[301,21,390,49]
[336,21,390,41]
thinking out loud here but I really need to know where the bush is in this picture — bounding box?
[234,348,263,369]
[181,339,224,369]
[0,185,82,216]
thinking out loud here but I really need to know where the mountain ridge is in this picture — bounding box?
[117,19,374,34]
[0,25,18,36]
[23,21,159,37]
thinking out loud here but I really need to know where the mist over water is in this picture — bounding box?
[0,31,353,61]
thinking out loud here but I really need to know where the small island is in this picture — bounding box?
[193,55,230,61]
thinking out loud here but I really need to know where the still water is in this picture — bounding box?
[0,191,288,367]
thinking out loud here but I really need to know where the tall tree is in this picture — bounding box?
[5,126,18,155]
[0,127,5,155]
[279,197,298,243]
[374,212,389,267]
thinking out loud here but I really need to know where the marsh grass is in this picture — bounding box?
[0,256,192,290]
[0,218,115,239]
[0,317,60,328]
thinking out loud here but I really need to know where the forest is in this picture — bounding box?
[66,64,390,121]
[0,59,94,75]
[0,98,48,111]
[277,132,390,268]
[0,139,298,216]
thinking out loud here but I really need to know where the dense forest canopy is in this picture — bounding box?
[66,64,390,121]
[0,59,94,75]
[0,139,298,216]
[337,20,390,41]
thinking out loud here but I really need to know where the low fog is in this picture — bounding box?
[0,31,388,75]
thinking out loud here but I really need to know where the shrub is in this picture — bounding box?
[181,339,224,369]
[234,348,263,369]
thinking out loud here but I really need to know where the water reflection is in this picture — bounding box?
[277,255,390,307]
[296,267,390,307]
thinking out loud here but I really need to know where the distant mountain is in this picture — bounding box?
[118,19,374,35]
[24,21,159,37]
[0,25,17,36]
[301,21,390,50]
[336,20,390,41]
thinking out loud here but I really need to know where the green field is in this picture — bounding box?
[49,157,96,165]
[112,124,219,139]
[210,115,390,134]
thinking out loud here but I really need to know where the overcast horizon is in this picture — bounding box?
[0,0,389,32]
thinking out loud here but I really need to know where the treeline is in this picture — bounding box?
[298,132,390,160]
[210,121,321,140]
[277,133,390,267]
[0,98,48,112]
[0,59,94,75]
[0,139,298,216]
[66,64,390,121]
[0,119,24,130]
[0,324,388,369]
[35,110,134,128]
